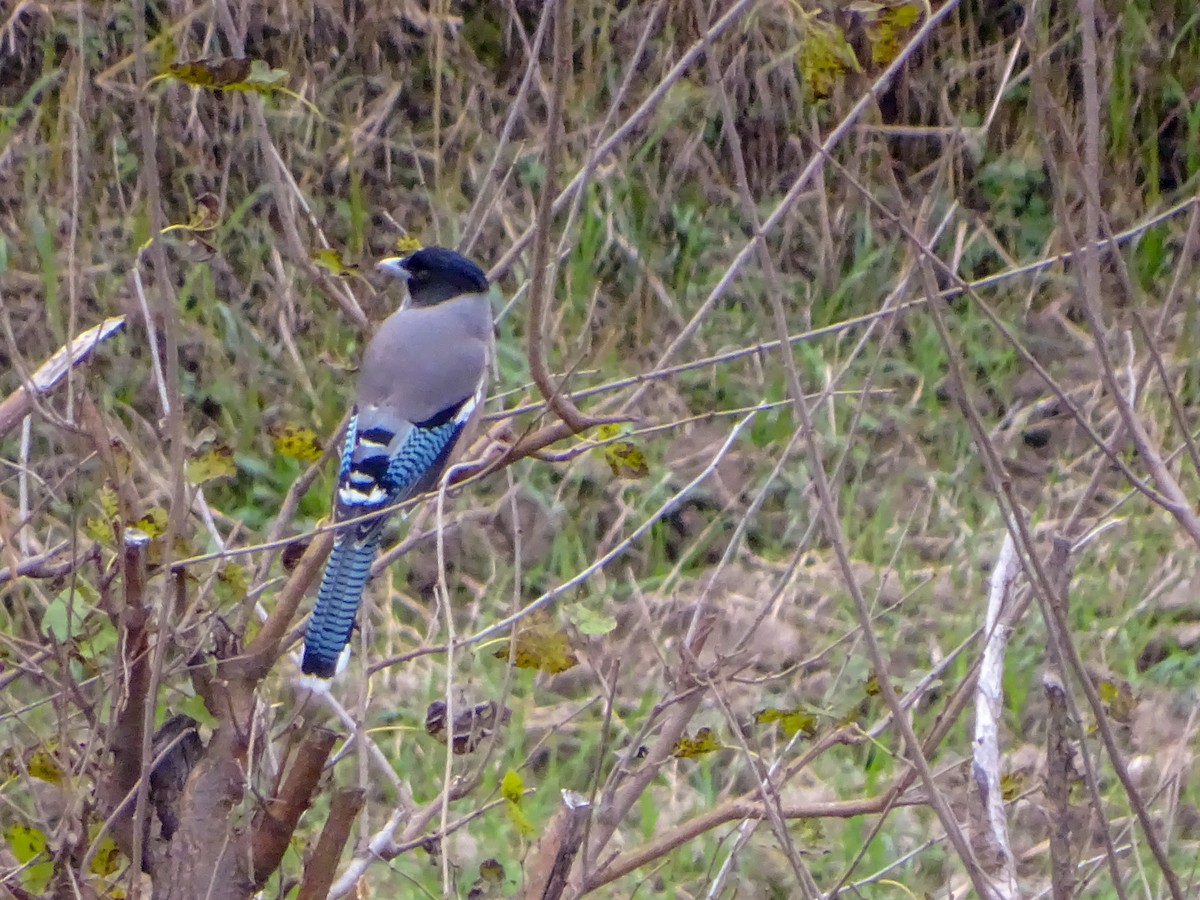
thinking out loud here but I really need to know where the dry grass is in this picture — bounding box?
[3,0,1200,897]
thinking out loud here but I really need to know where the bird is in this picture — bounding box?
[301,246,493,678]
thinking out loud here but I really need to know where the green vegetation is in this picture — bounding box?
[2,0,1200,897]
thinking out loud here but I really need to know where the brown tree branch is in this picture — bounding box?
[523,790,590,899]
[238,530,335,680]
[297,788,365,900]
[523,0,620,436]
[250,726,338,888]
[99,532,151,863]
[583,794,923,893]
[1044,671,1075,900]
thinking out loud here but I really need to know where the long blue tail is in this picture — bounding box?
[302,535,381,677]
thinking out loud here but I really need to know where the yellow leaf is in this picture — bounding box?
[864,2,922,66]
[672,726,721,759]
[6,822,47,862]
[159,57,290,94]
[166,57,251,88]
[754,706,820,740]
[87,825,123,876]
[216,563,248,598]
[1098,677,1135,723]
[4,823,51,892]
[393,235,423,254]
[271,423,324,462]
[507,802,535,838]
[85,517,115,544]
[797,17,858,98]
[99,483,120,520]
[186,443,236,484]
[312,248,360,278]
[500,768,524,804]
[501,768,535,837]
[25,747,63,784]
[864,673,882,697]
[493,615,578,674]
[593,423,649,479]
[132,507,169,539]
[1000,770,1029,802]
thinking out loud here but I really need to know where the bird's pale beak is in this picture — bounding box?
[376,257,411,280]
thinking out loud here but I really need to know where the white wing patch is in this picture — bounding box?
[338,483,389,506]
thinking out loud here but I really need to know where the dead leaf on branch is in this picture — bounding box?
[754,705,821,740]
[311,248,361,278]
[492,614,578,674]
[186,442,236,485]
[425,699,512,755]
[270,422,324,462]
[592,422,649,479]
[671,726,721,759]
[155,57,289,93]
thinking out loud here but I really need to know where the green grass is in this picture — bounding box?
[4,0,1200,897]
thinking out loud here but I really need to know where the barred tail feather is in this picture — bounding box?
[302,535,381,677]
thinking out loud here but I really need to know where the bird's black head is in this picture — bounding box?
[377,246,489,307]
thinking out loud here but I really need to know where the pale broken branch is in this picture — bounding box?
[0,316,126,439]
[969,531,1020,897]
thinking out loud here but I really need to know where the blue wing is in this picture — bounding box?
[301,396,477,677]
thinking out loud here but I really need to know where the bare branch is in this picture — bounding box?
[969,532,1020,896]
[250,726,338,888]
[0,316,125,439]
[297,788,365,900]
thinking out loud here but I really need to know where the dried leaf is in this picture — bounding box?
[672,726,721,759]
[863,2,922,66]
[312,248,360,278]
[797,17,858,98]
[216,563,248,598]
[1000,770,1029,801]
[186,443,236,484]
[468,857,506,899]
[271,423,324,462]
[25,746,63,784]
[754,706,820,740]
[393,235,424,254]
[1098,677,1136,723]
[493,615,578,674]
[160,57,290,94]
[281,537,311,572]
[593,423,649,479]
[165,57,251,88]
[425,699,512,755]
[132,507,169,539]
